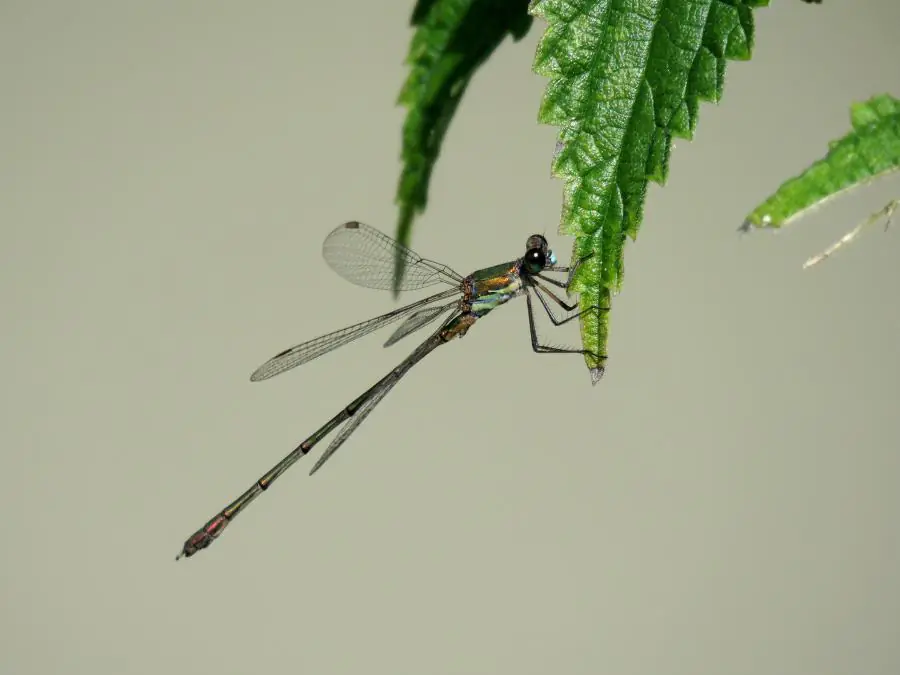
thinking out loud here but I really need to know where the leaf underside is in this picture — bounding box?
[531,0,771,373]
[743,93,900,230]
[393,0,534,293]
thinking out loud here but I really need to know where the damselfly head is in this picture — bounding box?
[523,234,554,274]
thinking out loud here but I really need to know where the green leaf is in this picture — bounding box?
[742,93,900,231]
[531,0,770,381]
[394,0,534,294]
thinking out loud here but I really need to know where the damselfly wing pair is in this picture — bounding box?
[177,222,604,559]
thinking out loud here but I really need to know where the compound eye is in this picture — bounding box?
[524,248,546,274]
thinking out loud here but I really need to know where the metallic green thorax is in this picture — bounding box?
[467,261,523,318]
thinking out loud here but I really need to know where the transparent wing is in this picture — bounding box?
[383,301,456,347]
[249,288,459,382]
[322,221,464,291]
[308,374,401,475]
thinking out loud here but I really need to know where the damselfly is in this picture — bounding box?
[177,221,604,559]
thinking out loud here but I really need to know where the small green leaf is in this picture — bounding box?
[743,93,900,231]
[531,0,770,378]
[394,0,534,294]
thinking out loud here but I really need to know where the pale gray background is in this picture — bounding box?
[2,2,899,674]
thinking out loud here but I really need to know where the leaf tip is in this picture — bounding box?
[739,212,775,233]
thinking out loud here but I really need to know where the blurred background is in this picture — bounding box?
[2,2,899,674]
